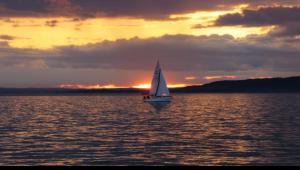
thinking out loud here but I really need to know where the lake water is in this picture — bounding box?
[0,94,300,166]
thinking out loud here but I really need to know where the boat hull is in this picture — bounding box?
[144,96,172,102]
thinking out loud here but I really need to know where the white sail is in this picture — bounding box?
[149,61,170,97]
[149,62,160,96]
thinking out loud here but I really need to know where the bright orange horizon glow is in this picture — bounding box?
[132,83,190,89]
[59,83,191,89]
[132,84,151,89]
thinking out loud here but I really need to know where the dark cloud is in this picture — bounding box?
[0,34,14,40]
[0,42,47,68]
[39,35,299,74]
[191,24,206,29]
[270,23,300,37]
[215,6,300,37]
[1,34,300,73]
[216,7,300,26]
[45,20,58,27]
[0,0,299,19]
[0,0,75,18]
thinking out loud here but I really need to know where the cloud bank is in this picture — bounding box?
[215,6,300,37]
[0,0,299,19]
[1,34,300,73]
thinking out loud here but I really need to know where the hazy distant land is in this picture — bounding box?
[1,76,300,96]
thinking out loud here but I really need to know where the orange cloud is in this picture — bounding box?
[185,76,197,80]
[204,75,238,80]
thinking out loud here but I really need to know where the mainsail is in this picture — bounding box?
[149,61,170,97]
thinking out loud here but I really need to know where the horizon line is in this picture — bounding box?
[1,76,299,90]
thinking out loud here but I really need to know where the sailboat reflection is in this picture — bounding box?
[149,102,170,113]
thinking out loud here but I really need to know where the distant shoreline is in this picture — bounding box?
[1,76,300,96]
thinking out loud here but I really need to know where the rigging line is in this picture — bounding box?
[155,68,161,97]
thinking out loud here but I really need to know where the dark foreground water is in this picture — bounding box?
[0,94,300,166]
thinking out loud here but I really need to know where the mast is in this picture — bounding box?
[149,60,160,96]
[155,67,161,96]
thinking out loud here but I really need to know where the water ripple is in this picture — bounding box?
[0,94,300,165]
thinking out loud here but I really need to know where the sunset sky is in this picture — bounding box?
[0,0,300,88]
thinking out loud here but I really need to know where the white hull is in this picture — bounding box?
[144,96,172,102]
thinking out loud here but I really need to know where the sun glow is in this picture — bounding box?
[132,84,151,89]
[59,83,190,89]
[132,83,189,89]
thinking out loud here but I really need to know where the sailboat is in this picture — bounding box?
[144,61,172,102]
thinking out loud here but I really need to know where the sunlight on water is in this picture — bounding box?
[0,94,300,165]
